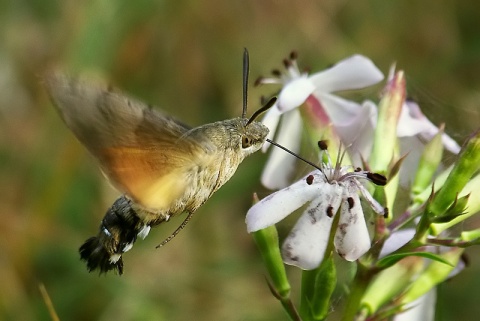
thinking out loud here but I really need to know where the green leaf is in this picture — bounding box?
[400,248,463,304]
[376,252,454,269]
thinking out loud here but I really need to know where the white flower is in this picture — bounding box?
[258,53,384,189]
[335,98,461,179]
[386,83,461,185]
[246,146,387,270]
[379,229,416,258]
[398,100,460,154]
[384,65,460,155]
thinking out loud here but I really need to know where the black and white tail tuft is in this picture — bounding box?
[79,196,149,275]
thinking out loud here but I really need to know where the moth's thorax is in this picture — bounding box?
[180,117,268,208]
[136,117,269,224]
[196,117,269,156]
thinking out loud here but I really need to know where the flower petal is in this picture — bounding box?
[313,92,361,125]
[282,183,344,269]
[328,99,377,160]
[309,55,384,93]
[277,77,315,112]
[246,172,325,232]
[399,136,428,186]
[380,229,415,258]
[398,101,460,153]
[261,109,303,189]
[261,105,282,152]
[397,103,432,137]
[440,133,461,154]
[334,187,371,261]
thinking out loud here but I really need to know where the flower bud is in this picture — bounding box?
[250,194,291,299]
[429,130,480,224]
[370,70,406,174]
[411,126,445,197]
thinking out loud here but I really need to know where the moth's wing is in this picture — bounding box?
[45,72,216,210]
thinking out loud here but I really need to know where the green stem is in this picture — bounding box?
[427,237,480,248]
[280,297,302,321]
[341,265,374,321]
[264,278,301,320]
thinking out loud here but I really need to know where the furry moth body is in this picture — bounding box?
[46,72,269,274]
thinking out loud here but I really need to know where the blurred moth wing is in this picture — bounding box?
[46,72,217,211]
[45,70,270,274]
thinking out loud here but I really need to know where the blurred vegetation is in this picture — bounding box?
[0,1,479,320]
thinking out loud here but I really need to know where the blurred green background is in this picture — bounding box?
[1,1,479,320]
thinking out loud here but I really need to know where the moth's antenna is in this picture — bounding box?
[246,96,276,126]
[155,212,195,248]
[242,48,249,119]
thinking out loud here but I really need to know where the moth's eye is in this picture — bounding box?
[242,136,252,148]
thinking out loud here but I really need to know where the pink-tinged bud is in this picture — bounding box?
[370,70,406,174]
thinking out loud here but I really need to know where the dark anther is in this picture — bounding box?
[289,50,298,60]
[271,69,281,77]
[306,175,314,185]
[283,58,292,68]
[383,207,389,219]
[355,167,362,172]
[367,172,387,186]
[254,77,264,87]
[317,140,329,151]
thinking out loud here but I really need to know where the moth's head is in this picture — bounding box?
[233,95,276,158]
[239,118,269,157]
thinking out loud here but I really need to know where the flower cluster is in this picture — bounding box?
[245,52,479,321]
[247,143,387,270]
[258,52,385,189]
[257,53,460,190]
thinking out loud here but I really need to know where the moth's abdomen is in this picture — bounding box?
[79,236,124,274]
[79,196,151,275]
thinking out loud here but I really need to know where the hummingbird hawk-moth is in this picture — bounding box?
[46,50,273,274]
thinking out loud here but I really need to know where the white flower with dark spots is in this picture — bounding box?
[257,52,384,189]
[246,144,387,269]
